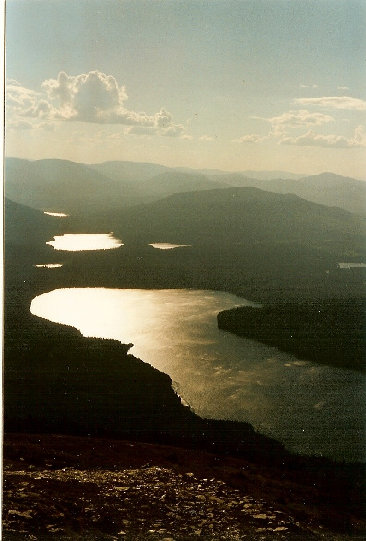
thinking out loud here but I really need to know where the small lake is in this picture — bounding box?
[34,264,63,269]
[44,211,69,217]
[46,233,123,251]
[149,243,192,250]
[30,288,366,462]
[338,262,366,269]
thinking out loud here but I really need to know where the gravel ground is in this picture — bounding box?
[3,462,348,540]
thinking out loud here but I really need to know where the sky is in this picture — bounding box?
[5,0,366,177]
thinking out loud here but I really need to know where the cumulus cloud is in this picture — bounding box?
[294,96,366,111]
[280,127,366,148]
[40,71,169,126]
[299,84,318,89]
[6,70,185,136]
[337,86,350,92]
[233,134,266,143]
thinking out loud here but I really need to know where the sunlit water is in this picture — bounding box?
[338,262,366,269]
[34,264,63,269]
[30,288,366,462]
[44,211,69,217]
[46,233,123,251]
[149,243,192,250]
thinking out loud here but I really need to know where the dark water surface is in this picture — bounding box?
[30,288,366,462]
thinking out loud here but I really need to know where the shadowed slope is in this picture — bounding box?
[116,187,366,257]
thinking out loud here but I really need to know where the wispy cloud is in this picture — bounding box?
[294,96,366,111]
[299,84,318,89]
[258,109,334,136]
[7,119,34,130]
[6,80,44,114]
[280,126,366,148]
[127,122,184,138]
[233,134,266,143]
[252,103,365,149]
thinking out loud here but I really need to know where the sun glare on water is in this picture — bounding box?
[149,243,192,250]
[46,233,124,251]
[34,264,63,268]
[44,211,69,217]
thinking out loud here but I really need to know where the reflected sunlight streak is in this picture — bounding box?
[149,243,192,250]
[34,264,63,268]
[46,233,124,251]
[44,211,69,217]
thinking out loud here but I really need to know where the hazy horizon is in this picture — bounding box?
[5,155,366,181]
[3,154,304,176]
[5,0,366,178]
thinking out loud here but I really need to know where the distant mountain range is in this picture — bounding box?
[207,172,366,215]
[136,171,228,196]
[4,158,146,213]
[5,157,365,215]
[4,158,229,213]
[87,160,171,183]
[174,167,302,180]
[89,162,302,182]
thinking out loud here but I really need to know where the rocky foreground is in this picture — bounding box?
[3,434,363,540]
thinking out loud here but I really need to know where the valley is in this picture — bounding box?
[4,158,366,539]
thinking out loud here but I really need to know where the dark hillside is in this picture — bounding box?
[217,299,366,372]
[116,187,366,257]
[5,198,62,248]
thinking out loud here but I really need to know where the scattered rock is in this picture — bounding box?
[2,455,346,540]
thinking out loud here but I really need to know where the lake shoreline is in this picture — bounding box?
[217,301,366,373]
[5,276,365,466]
[28,286,366,462]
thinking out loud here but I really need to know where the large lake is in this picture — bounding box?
[30,288,366,462]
